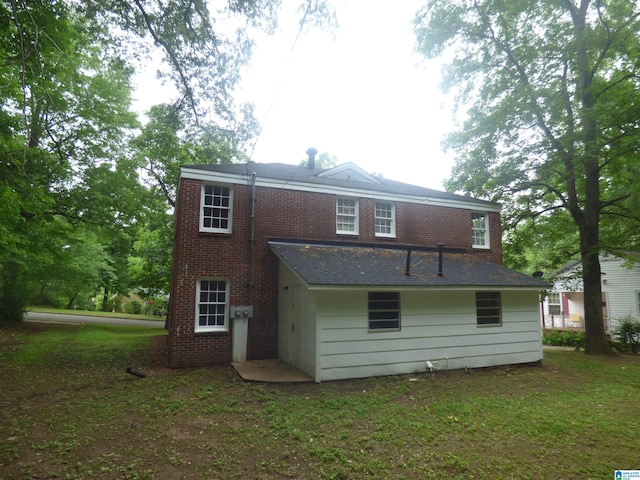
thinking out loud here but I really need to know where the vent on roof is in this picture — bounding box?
[437,243,444,277]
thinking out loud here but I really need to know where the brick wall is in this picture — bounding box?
[168,177,503,368]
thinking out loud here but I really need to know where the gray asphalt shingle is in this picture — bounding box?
[183,162,499,208]
[269,242,550,289]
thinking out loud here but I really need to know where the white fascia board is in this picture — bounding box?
[305,285,547,292]
[180,167,501,213]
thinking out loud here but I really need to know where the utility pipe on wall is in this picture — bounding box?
[249,172,256,304]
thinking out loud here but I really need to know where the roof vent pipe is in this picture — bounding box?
[437,243,444,277]
[405,246,412,276]
[306,147,318,169]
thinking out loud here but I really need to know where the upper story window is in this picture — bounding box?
[336,197,359,235]
[368,292,401,331]
[195,278,229,332]
[476,291,502,326]
[471,212,489,248]
[201,184,232,233]
[375,201,395,238]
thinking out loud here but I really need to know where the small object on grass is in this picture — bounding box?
[126,367,147,378]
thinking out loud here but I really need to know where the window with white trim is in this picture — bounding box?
[548,292,561,315]
[471,212,489,248]
[476,291,502,326]
[375,201,395,237]
[201,184,232,233]
[636,291,640,315]
[195,278,229,332]
[336,197,359,234]
[368,292,400,330]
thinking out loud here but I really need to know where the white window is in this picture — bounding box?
[548,292,561,315]
[336,197,359,235]
[368,292,401,330]
[476,291,502,326]
[471,212,489,248]
[636,291,640,315]
[201,184,232,233]
[195,278,229,332]
[375,201,395,237]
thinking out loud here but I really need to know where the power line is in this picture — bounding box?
[247,0,313,161]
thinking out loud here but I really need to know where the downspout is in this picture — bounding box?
[249,172,256,304]
[437,243,444,277]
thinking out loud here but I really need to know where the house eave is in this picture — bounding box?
[180,166,501,213]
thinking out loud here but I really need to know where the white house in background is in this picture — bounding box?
[542,253,640,331]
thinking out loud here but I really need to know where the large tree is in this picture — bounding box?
[415,0,640,354]
[1,0,335,322]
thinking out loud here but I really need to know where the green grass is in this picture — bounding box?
[1,323,639,479]
[27,305,164,322]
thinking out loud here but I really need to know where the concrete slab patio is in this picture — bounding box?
[232,359,313,383]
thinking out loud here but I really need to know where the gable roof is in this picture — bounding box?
[269,241,550,290]
[181,162,500,211]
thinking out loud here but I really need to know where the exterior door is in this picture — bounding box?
[288,285,302,369]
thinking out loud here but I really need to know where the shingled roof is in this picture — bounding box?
[182,162,499,209]
[269,241,550,289]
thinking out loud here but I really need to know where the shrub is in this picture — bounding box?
[542,329,585,348]
[124,300,142,315]
[611,316,640,354]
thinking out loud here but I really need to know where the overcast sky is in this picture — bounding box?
[236,0,456,190]
[133,0,457,190]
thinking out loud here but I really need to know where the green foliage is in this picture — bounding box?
[1,0,335,322]
[611,316,640,353]
[125,300,143,315]
[415,0,640,353]
[542,330,585,348]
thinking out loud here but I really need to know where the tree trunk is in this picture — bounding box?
[580,235,610,354]
[572,5,611,355]
[101,284,109,312]
[65,293,78,310]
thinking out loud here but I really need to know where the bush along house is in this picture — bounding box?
[167,154,550,382]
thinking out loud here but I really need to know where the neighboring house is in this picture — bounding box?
[542,253,640,332]
[167,159,549,382]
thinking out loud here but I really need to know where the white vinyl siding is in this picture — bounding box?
[315,290,542,382]
[336,198,359,235]
[471,212,489,248]
[201,184,232,233]
[195,278,229,332]
[375,201,395,237]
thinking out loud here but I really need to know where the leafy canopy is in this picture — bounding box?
[415,0,640,353]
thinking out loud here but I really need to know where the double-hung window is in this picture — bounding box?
[476,291,502,326]
[548,292,561,315]
[201,184,232,233]
[195,278,229,332]
[368,292,401,330]
[375,201,395,237]
[336,197,359,235]
[471,212,489,248]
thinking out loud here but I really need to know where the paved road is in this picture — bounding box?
[25,311,166,328]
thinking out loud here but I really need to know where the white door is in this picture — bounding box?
[288,285,302,369]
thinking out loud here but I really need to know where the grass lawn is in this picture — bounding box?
[1,323,638,479]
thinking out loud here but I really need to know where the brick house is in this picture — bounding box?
[167,159,549,381]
